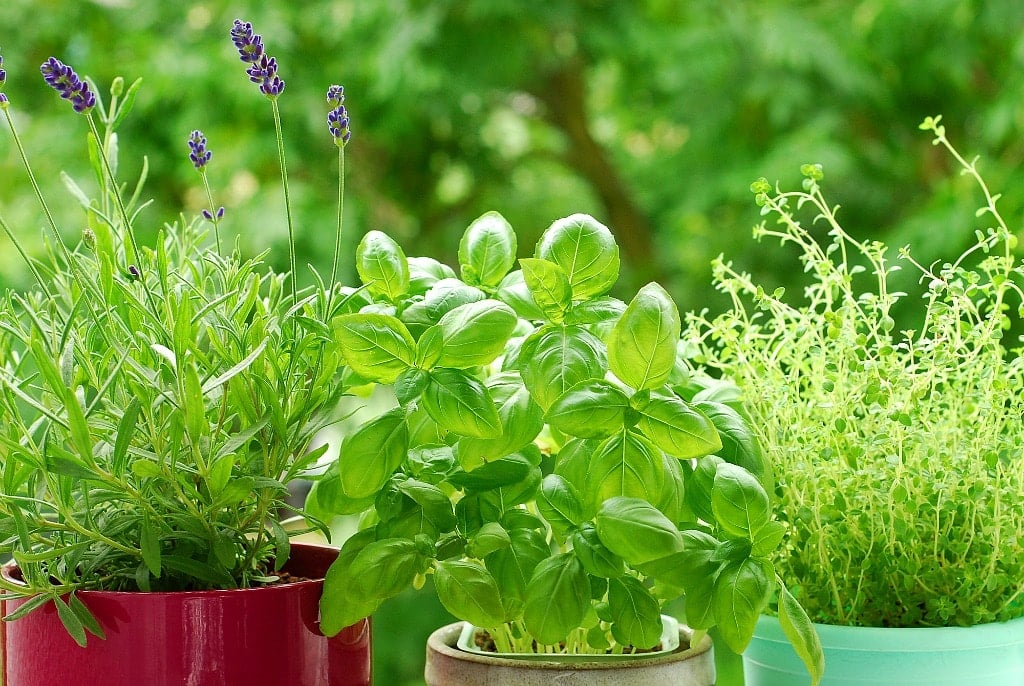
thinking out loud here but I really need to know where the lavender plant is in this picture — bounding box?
[0,24,354,646]
[687,117,1024,629]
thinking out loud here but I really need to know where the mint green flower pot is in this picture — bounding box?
[744,614,1024,685]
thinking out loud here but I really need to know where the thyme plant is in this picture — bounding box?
[688,117,1024,628]
[0,22,354,645]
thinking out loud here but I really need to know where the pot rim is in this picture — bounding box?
[0,541,338,600]
[428,620,713,670]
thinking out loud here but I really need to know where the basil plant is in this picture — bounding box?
[316,212,819,672]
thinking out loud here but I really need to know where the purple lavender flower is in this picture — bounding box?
[40,57,96,114]
[326,85,351,147]
[188,129,212,171]
[0,52,6,89]
[230,20,285,99]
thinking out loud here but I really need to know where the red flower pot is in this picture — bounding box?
[1,542,371,686]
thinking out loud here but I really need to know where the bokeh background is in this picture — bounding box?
[2,1,1024,683]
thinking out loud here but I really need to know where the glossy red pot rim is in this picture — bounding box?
[0,541,337,599]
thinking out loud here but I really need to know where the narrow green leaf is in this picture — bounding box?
[112,398,141,476]
[140,519,162,578]
[54,595,88,647]
[270,519,291,571]
[110,76,143,131]
[778,579,825,686]
[608,282,680,391]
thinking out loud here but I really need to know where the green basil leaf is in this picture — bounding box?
[711,558,774,653]
[638,529,720,593]
[519,257,572,322]
[449,451,534,491]
[396,478,457,532]
[607,576,663,649]
[694,400,773,494]
[434,559,507,628]
[522,553,591,646]
[408,256,457,295]
[435,299,518,368]
[458,211,518,288]
[349,538,421,599]
[394,367,431,405]
[333,313,416,383]
[485,526,549,614]
[584,431,665,511]
[564,297,627,326]
[401,278,486,329]
[778,579,825,686]
[537,474,584,537]
[495,269,547,321]
[595,496,683,565]
[608,282,680,391]
[422,368,502,438]
[635,393,722,459]
[751,520,787,558]
[338,407,409,499]
[552,438,598,508]
[455,371,544,469]
[712,462,772,540]
[570,524,625,578]
[536,214,619,299]
[685,455,723,524]
[545,379,630,439]
[306,462,376,518]
[356,230,410,300]
[518,324,607,411]
[466,522,511,558]
[320,531,382,635]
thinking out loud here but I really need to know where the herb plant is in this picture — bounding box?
[688,117,1024,628]
[315,212,822,680]
[0,22,354,645]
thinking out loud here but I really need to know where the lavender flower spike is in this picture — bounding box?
[0,51,8,107]
[326,85,351,147]
[188,130,212,171]
[230,20,285,99]
[40,57,96,114]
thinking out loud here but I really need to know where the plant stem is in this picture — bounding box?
[270,98,297,305]
[327,145,346,314]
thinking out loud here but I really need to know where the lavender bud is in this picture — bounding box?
[231,19,285,99]
[326,85,344,107]
[0,94,8,107]
[216,206,226,219]
[187,129,212,171]
[202,209,214,221]
[40,57,96,114]
[128,265,141,280]
[0,52,6,89]
[327,103,351,148]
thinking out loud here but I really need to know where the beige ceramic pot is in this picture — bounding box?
[424,621,715,686]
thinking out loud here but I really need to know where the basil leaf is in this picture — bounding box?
[564,296,627,326]
[449,452,533,491]
[608,282,680,391]
[495,269,547,321]
[349,538,422,599]
[537,474,584,537]
[570,524,625,578]
[778,579,826,686]
[401,277,486,329]
[685,455,723,524]
[635,393,722,458]
[356,230,410,300]
[466,522,511,558]
[584,431,665,511]
[435,559,506,628]
[338,407,409,499]
[408,255,457,295]
[320,531,383,635]
[520,257,572,323]
[455,371,544,469]
[519,324,607,411]
[607,576,663,649]
[694,399,773,493]
[711,558,774,653]
[486,526,550,615]
[435,299,518,368]
[396,478,457,532]
[333,313,416,383]
[595,496,683,565]
[305,462,376,518]
[522,553,591,646]
[712,462,772,540]
[536,214,619,299]
[422,368,502,438]
[458,211,518,288]
[545,379,630,439]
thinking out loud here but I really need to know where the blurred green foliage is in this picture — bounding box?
[3,0,1024,683]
